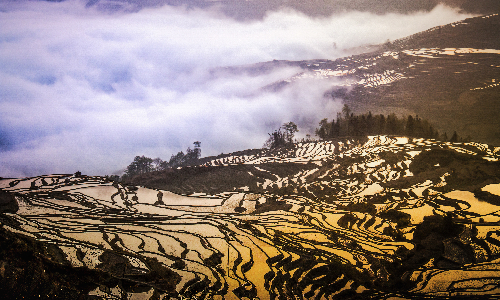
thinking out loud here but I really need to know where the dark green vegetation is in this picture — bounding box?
[120,110,454,190]
[120,141,202,180]
[315,105,447,141]
[126,160,318,196]
[119,122,301,182]
[264,121,300,149]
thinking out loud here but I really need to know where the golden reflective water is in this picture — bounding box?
[2,136,500,299]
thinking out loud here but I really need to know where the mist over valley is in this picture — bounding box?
[1,1,500,299]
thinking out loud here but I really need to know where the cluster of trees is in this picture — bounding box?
[315,105,462,142]
[264,122,299,149]
[120,142,201,180]
[163,141,201,169]
[115,106,465,181]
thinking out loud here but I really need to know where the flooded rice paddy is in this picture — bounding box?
[1,136,500,299]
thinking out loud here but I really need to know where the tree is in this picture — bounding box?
[450,131,459,143]
[282,122,298,144]
[264,122,298,149]
[377,114,386,135]
[264,128,286,148]
[124,156,153,178]
[428,126,438,139]
[193,141,201,160]
[168,151,185,168]
[185,147,198,164]
[406,115,415,137]
[309,111,445,140]
[366,112,374,135]
[386,113,401,135]
[166,141,201,168]
[315,118,330,140]
[342,104,351,120]
[152,157,165,171]
[331,116,341,137]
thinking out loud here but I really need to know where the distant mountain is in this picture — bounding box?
[2,135,500,298]
[230,14,500,146]
[390,13,500,49]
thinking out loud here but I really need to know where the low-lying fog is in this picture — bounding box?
[0,0,476,176]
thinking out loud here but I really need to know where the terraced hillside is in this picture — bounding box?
[1,136,500,299]
[231,14,500,146]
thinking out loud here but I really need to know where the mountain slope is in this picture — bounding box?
[2,136,500,298]
[232,14,500,146]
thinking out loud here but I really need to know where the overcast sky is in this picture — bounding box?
[0,0,481,177]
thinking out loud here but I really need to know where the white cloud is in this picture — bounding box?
[0,1,474,176]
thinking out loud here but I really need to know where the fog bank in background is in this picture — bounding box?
[0,1,475,176]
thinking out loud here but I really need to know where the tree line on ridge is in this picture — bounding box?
[114,105,465,180]
[314,104,463,143]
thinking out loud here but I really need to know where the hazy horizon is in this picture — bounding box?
[0,0,482,177]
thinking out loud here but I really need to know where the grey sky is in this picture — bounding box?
[82,0,499,18]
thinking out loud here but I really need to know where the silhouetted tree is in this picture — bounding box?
[450,131,459,143]
[314,108,447,141]
[264,128,287,148]
[366,112,374,135]
[125,156,153,177]
[386,113,400,135]
[342,104,351,120]
[185,147,198,164]
[414,115,423,137]
[193,141,201,159]
[406,115,415,136]
[265,122,298,148]
[359,114,367,136]
[152,157,165,171]
[377,114,386,135]
[316,118,330,140]
[428,126,438,139]
[282,122,299,144]
[331,117,340,137]
[163,141,202,168]
[168,151,185,167]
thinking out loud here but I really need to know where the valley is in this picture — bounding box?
[1,10,500,300]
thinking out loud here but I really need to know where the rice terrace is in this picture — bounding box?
[1,1,500,299]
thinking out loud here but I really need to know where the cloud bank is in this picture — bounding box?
[0,1,475,176]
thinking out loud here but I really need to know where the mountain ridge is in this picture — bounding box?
[221,13,500,146]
